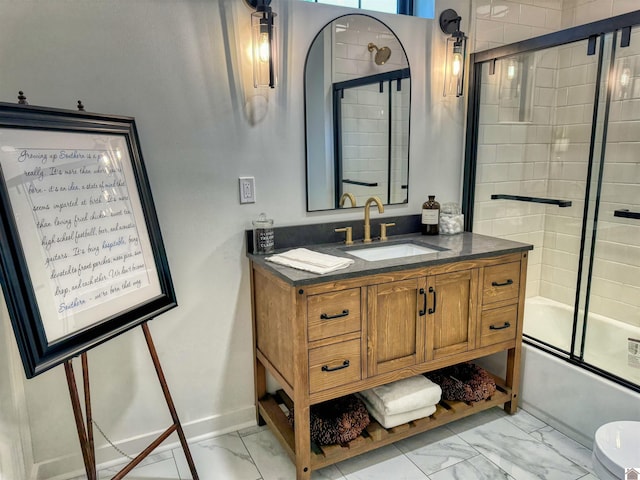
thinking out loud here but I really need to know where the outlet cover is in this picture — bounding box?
[239,176,256,204]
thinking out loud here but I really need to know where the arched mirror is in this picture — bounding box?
[305,14,411,212]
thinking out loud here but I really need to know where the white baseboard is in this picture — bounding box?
[33,405,256,480]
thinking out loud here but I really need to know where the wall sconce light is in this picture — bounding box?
[245,0,277,88]
[439,9,467,97]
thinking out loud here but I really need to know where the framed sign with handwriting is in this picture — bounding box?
[0,103,176,378]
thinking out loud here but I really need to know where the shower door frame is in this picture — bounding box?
[462,10,640,393]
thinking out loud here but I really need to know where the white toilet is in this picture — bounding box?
[591,421,640,480]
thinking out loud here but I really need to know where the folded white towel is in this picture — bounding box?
[266,248,354,275]
[359,376,442,415]
[359,394,437,429]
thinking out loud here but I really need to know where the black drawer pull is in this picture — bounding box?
[492,279,513,287]
[320,309,349,320]
[419,288,427,316]
[490,322,511,330]
[322,360,350,372]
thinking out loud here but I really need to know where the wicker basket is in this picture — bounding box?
[426,363,496,403]
[288,394,370,445]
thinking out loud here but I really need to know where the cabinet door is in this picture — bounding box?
[367,278,427,376]
[426,269,478,360]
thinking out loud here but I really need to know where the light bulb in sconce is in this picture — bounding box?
[616,65,632,99]
[452,49,463,77]
[246,0,277,88]
[620,66,631,87]
[506,61,516,80]
[258,32,270,63]
[440,9,467,97]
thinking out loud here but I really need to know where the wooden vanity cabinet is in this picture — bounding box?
[367,268,478,375]
[250,250,528,480]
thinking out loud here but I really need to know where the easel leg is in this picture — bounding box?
[82,354,96,472]
[141,322,199,480]
[65,355,97,480]
[65,325,199,480]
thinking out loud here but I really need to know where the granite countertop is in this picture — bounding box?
[248,232,533,286]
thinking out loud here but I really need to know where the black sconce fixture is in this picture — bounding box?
[439,8,467,97]
[245,0,277,88]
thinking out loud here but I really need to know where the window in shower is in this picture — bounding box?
[463,11,640,392]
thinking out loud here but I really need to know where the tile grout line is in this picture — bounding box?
[238,429,266,480]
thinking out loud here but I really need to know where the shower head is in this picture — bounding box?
[368,43,392,65]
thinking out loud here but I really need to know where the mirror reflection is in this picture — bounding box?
[305,14,411,212]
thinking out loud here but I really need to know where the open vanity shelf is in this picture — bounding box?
[259,374,512,470]
[248,232,531,480]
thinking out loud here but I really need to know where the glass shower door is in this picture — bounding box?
[467,12,640,390]
[580,27,640,386]
[472,39,599,353]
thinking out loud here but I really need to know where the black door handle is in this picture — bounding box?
[428,287,436,314]
[419,288,427,316]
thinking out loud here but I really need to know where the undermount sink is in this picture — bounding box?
[346,242,442,262]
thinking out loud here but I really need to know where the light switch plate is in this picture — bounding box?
[239,176,256,204]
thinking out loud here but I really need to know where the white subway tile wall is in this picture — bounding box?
[473,0,639,53]
[472,0,563,53]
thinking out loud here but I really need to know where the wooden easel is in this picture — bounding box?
[64,322,199,479]
[13,92,198,478]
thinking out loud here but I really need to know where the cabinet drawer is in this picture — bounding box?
[483,262,520,305]
[308,289,361,342]
[309,339,361,394]
[479,305,518,347]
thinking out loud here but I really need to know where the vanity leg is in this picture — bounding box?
[505,251,527,415]
[504,345,521,414]
[254,357,267,425]
[294,403,312,480]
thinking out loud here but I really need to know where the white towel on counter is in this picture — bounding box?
[359,375,442,415]
[359,394,437,429]
[266,248,354,275]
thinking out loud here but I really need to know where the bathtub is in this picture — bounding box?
[523,296,640,386]
[477,296,640,448]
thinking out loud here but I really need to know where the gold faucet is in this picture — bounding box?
[363,196,384,243]
[339,192,357,208]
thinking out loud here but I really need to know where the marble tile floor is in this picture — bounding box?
[73,407,600,480]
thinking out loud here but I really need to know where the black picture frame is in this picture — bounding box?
[0,102,176,378]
